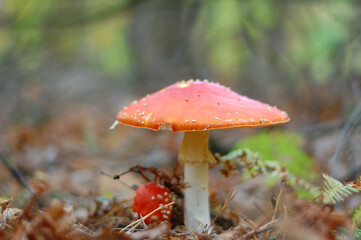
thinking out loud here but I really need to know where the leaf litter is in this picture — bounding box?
[1,107,361,239]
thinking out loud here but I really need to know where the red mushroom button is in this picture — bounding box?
[133,182,173,225]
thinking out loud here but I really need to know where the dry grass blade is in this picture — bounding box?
[116,201,175,233]
[235,212,258,229]
[271,184,284,222]
[265,183,285,238]
[206,188,237,232]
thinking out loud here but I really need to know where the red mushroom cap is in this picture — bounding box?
[133,182,173,224]
[116,80,289,132]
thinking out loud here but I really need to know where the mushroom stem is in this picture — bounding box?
[179,131,216,232]
[184,162,210,231]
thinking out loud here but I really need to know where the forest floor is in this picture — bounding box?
[1,103,360,240]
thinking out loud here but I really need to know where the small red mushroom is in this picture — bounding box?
[133,182,173,224]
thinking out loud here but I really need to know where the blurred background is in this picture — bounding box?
[0,0,361,211]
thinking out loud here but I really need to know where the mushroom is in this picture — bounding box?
[110,80,289,232]
[133,182,173,224]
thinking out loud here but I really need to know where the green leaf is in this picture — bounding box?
[234,131,316,180]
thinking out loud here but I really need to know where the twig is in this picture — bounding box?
[241,219,280,240]
[306,194,322,205]
[206,188,237,232]
[235,212,258,230]
[282,205,287,240]
[271,185,284,222]
[331,101,361,178]
[264,183,284,238]
[100,170,137,190]
[0,150,43,208]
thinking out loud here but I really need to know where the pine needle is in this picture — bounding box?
[206,188,237,232]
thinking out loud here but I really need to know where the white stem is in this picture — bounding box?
[184,162,211,232]
[178,131,215,232]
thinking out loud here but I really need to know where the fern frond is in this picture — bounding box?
[295,177,321,197]
[353,205,361,227]
[322,174,359,204]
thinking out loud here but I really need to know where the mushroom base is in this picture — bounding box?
[184,162,211,232]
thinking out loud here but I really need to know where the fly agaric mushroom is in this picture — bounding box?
[133,182,173,224]
[111,80,289,232]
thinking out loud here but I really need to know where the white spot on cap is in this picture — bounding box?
[157,194,163,199]
[215,117,220,120]
[151,196,155,200]
[177,82,190,88]
[249,118,254,123]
